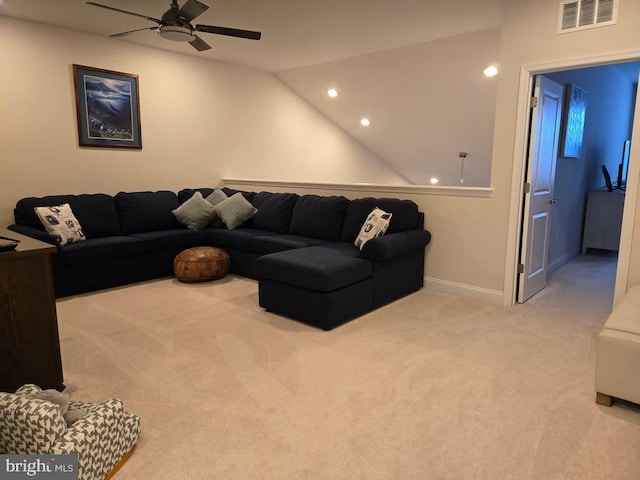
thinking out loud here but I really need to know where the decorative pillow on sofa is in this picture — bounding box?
[205,189,228,207]
[354,207,392,250]
[34,203,86,246]
[172,192,215,230]
[212,193,258,230]
[204,189,229,227]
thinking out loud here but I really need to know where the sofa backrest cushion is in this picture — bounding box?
[15,195,74,231]
[340,197,420,243]
[289,195,349,241]
[115,191,182,234]
[245,192,299,233]
[14,194,121,239]
[221,187,255,203]
[177,188,215,204]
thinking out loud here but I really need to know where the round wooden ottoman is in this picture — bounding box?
[173,247,230,282]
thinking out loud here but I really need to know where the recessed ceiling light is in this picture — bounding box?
[484,65,498,77]
[360,118,371,127]
[327,88,338,98]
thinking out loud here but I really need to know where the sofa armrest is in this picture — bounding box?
[360,229,431,261]
[8,224,58,246]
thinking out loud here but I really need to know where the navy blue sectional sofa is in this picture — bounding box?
[9,188,431,330]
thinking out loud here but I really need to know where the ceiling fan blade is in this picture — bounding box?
[85,2,162,24]
[195,24,261,40]
[110,26,158,38]
[189,35,212,52]
[178,0,209,22]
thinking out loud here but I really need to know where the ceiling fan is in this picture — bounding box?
[86,0,262,52]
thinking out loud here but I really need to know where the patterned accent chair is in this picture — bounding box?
[0,384,141,480]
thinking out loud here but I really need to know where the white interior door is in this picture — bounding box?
[518,75,564,303]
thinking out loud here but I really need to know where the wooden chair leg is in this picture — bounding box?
[596,392,613,407]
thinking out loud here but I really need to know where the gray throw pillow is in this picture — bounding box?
[172,191,216,230]
[212,193,258,229]
[205,189,228,206]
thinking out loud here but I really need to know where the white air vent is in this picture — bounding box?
[558,0,617,33]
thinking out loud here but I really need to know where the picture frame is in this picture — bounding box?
[560,83,587,158]
[73,64,142,149]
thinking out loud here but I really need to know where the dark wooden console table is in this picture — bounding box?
[0,229,64,392]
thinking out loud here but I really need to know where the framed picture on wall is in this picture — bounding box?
[73,64,142,149]
[560,83,587,158]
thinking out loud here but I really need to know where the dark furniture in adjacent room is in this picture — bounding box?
[582,190,625,254]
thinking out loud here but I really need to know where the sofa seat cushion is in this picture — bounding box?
[131,229,209,253]
[256,246,372,292]
[251,235,329,255]
[207,228,277,251]
[61,236,146,266]
[314,241,362,256]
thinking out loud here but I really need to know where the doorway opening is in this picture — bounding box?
[505,54,640,308]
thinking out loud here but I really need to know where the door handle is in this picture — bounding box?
[549,198,557,205]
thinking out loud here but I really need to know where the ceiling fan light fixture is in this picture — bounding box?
[159,24,195,42]
[86,0,261,51]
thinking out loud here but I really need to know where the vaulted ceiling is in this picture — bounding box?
[0,0,504,73]
[1,0,507,186]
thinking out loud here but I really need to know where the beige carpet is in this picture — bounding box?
[56,251,640,479]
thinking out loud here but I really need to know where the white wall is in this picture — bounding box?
[276,28,501,187]
[0,16,406,227]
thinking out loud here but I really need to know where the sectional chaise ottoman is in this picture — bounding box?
[8,187,431,329]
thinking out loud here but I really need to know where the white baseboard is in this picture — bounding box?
[425,277,504,304]
[547,250,579,274]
